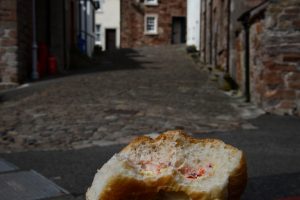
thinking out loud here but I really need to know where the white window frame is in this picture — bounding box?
[144,14,158,35]
[144,0,158,6]
[95,24,101,43]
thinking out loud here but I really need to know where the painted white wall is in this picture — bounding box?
[187,0,201,50]
[76,0,96,57]
[95,0,120,51]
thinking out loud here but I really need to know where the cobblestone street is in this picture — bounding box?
[0,45,262,152]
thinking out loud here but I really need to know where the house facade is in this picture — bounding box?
[121,0,187,48]
[187,0,201,50]
[0,0,22,88]
[77,0,98,57]
[0,0,98,89]
[95,0,121,51]
[200,0,300,115]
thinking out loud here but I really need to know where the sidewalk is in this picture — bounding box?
[0,158,69,200]
[1,114,299,200]
[1,45,298,199]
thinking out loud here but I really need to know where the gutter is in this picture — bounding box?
[237,0,270,102]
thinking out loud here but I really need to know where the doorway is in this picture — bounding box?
[105,29,117,51]
[172,17,186,44]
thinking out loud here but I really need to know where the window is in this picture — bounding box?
[95,24,101,42]
[94,0,102,11]
[144,0,158,6]
[145,14,158,34]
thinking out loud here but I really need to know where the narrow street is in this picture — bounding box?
[1,0,300,199]
[0,46,299,200]
[0,45,260,152]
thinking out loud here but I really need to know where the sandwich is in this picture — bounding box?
[86,130,247,200]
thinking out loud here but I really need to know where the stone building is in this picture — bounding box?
[94,0,121,51]
[121,0,187,48]
[0,0,26,88]
[0,0,98,89]
[77,0,99,57]
[200,0,300,115]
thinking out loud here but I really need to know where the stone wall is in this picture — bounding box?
[0,0,18,88]
[0,0,33,88]
[203,0,212,64]
[201,0,300,115]
[249,18,264,106]
[0,0,76,88]
[234,0,300,115]
[235,29,245,93]
[201,0,265,72]
[259,0,300,115]
[121,0,187,48]
[214,0,229,70]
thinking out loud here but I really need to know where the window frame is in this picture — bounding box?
[144,14,158,35]
[144,0,158,6]
[95,0,103,12]
[95,24,101,42]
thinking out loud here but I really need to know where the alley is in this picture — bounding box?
[0,45,260,152]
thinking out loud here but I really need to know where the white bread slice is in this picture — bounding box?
[86,130,247,200]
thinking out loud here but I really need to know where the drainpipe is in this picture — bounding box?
[32,0,39,80]
[238,0,270,102]
[240,13,251,102]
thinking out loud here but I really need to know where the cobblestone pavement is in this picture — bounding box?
[0,45,263,152]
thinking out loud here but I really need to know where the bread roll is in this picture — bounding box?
[86,130,247,200]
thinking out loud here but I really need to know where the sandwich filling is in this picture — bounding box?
[131,159,215,180]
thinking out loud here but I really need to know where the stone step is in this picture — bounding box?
[0,158,19,173]
[0,159,70,200]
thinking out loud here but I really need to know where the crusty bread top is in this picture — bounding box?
[86,130,247,200]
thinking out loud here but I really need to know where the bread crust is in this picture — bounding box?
[87,130,247,200]
[227,153,248,200]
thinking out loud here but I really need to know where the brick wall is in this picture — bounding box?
[249,19,264,106]
[0,0,18,88]
[121,0,186,48]
[0,0,33,88]
[204,0,212,64]
[201,0,300,115]
[260,0,300,115]
[214,0,229,70]
[235,0,300,115]
[235,30,245,93]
